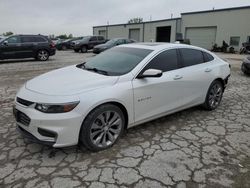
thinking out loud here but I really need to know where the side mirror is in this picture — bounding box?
[137,69,163,79]
[3,41,8,46]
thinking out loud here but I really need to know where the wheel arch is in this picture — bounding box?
[78,101,129,144]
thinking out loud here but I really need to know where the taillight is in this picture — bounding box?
[50,42,55,48]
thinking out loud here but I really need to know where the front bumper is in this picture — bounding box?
[13,99,83,148]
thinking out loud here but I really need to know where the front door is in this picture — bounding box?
[132,49,184,123]
[0,36,21,59]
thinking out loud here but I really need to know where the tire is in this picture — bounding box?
[81,46,87,53]
[62,45,67,50]
[36,50,49,61]
[80,104,125,151]
[203,80,224,110]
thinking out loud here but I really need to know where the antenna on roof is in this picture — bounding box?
[213,7,215,10]
[171,13,173,18]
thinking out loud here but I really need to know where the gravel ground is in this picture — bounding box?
[0,51,249,188]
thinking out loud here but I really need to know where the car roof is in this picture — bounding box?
[120,42,209,52]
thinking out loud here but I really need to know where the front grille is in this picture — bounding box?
[14,109,31,126]
[17,97,34,107]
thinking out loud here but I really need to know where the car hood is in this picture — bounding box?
[25,65,119,96]
[95,43,113,49]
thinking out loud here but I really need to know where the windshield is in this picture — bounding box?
[0,38,5,43]
[106,39,116,45]
[83,47,152,76]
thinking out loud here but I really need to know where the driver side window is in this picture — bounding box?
[142,49,179,72]
[6,36,20,44]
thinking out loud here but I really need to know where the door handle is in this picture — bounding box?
[205,68,212,72]
[173,75,183,80]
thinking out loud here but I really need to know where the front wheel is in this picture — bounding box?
[36,50,49,61]
[80,104,125,151]
[203,80,224,110]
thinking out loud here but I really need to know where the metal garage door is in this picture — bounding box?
[129,29,140,42]
[186,27,217,50]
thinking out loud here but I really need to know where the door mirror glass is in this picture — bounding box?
[138,69,163,79]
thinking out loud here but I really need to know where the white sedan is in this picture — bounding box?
[14,43,230,151]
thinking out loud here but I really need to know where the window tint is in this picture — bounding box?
[6,36,20,43]
[143,49,179,72]
[203,52,214,62]
[84,47,152,76]
[90,37,97,41]
[34,36,46,42]
[116,39,125,45]
[21,36,34,43]
[97,36,104,41]
[180,48,204,67]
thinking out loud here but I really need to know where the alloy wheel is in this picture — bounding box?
[208,83,223,109]
[38,50,49,61]
[90,111,122,148]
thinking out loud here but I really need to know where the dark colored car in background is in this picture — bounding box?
[73,36,106,53]
[93,38,136,54]
[241,56,250,75]
[55,37,85,50]
[0,34,56,61]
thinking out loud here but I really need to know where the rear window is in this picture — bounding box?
[34,36,47,42]
[203,52,214,62]
[180,48,204,67]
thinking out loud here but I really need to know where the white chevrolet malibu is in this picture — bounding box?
[14,43,230,151]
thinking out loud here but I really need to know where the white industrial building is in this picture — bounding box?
[93,6,250,51]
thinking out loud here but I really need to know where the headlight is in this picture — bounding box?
[75,42,80,45]
[35,101,79,113]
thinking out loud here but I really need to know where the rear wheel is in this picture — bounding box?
[81,46,87,53]
[203,80,223,110]
[36,50,49,61]
[80,104,125,151]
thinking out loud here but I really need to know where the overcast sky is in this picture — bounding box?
[0,0,249,37]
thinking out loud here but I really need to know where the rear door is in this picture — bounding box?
[177,48,216,105]
[0,36,21,59]
[20,36,35,58]
[89,36,98,49]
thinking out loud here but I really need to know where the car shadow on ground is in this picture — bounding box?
[0,58,55,65]
[16,105,203,162]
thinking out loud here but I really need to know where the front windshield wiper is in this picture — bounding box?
[85,67,109,75]
[76,62,109,75]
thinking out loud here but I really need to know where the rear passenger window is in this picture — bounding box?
[143,49,179,72]
[90,37,97,41]
[21,36,34,43]
[180,48,204,67]
[203,52,214,62]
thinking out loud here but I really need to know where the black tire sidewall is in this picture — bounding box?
[37,50,49,61]
[80,104,125,151]
[204,80,223,110]
[81,46,87,53]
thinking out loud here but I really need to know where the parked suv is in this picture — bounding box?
[0,35,56,61]
[73,36,106,53]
